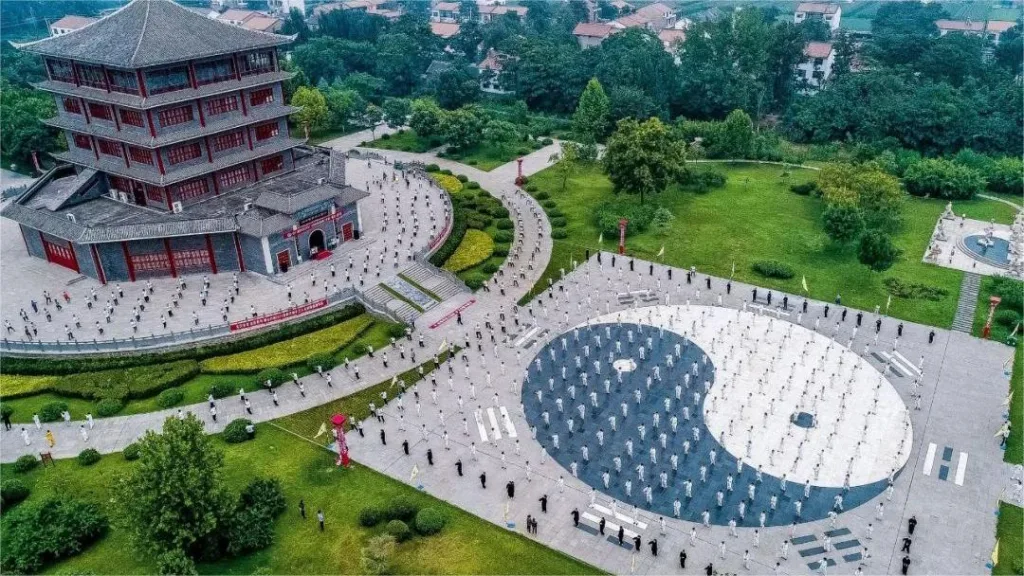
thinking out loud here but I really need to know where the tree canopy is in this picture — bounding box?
[603,117,687,205]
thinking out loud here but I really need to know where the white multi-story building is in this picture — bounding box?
[793,3,841,33]
[267,0,305,16]
[797,41,834,91]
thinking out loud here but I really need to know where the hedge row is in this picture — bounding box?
[199,315,375,374]
[50,360,200,402]
[429,208,468,268]
[4,304,366,375]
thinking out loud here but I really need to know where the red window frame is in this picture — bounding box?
[131,252,171,273]
[88,102,113,121]
[78,64,106,89]
[73,134,92,150]
[205,95,238,116]
[119,108,144,127]
[167,142,202,165]
[249,87,274,107]
[218,165,251,188]
[211,130,245,153]
[63,98,82,115]
[97,139,121,157]
[173,249,211,272]
[194,58,235,86]
[157,105,194,127]
[260,155,284,175]
[106,69,140,94]
[108,176,131,191]
[146,186,165,205]
[128,146,153,165]
[176,178,209,201]
[254,121,280,141]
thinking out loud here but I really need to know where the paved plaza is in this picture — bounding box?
[0,155,448,347]
[0,140,1016,576]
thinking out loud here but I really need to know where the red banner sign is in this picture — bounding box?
[429,298,476,329]
[282,211,345,239]
[229,298,328,331]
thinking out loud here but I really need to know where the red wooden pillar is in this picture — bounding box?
[165,186,174,211]
[164,238,178,278]
[91,245,106,284]
[146,110,157,138]
[136,70,148,97]
[233,232,245,272]
[155,149,166,175]
[239,90,248,116]
[205,234,218,274]
[121,241,136,281]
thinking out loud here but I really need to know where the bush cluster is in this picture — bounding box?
[12,455,38,474]
[1,479,30,509]
[208,382,234,399]
[790,182,819,196]
[95,398,124,417]
[253,368,287,389]
[155,388,185,409]
[39,401,68,422]
[385,519,412,542]
[680,170,728,192]
[882,278,949,302]
[751,260,795,279]
[414,507,447,535]
[77,448,101,466]
[123,442,141,461]
[0,497,108,573]
[223,419,254,444]
[359,497,420,528]
[429,208,468,268]
[904,158,986,200]
[226,478,287,555]
[36,361,199,405]
[594,201,658,237]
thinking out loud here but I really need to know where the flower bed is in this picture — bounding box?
[443,230,495,273]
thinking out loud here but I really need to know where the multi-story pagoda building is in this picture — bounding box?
[3,0,367,282]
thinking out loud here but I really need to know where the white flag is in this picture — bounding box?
[410,464,419,481]
[313,422,328,439]
[598,233,604,244]
[437,338,448,354]
[657,246,665,257]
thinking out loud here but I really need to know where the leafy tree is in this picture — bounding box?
[0,44,46,87]
[506,38,590,113]
[817,162,904,231]
[358,104,385,139]
[831,31,856,79]
[459,0,479,23]
[157,549,198,576]
[549,141,581,193]
[572,78,611,144]
[409,98,445,140]
[652,207,676,236]
[858,230,901,272]
[426,59,480,109]
[440,106,485,150]
[869,1,945,67]
[115,415,233,558]
[340,72,387,101]
[603,117,687,205]
[375,33,430,96]
[280,7,310,42]
[382,98,412,129]
[607,85,660,123]
[325,87,366,130]
[903,158,986,200]
[822,200,864,244]
[915,33,987,87]
[798,18,831,42]
[595,29,679,120]
[291,38,351,86]
[451,20,484,60]
[291,86,329,138]
[715,110,755,159]
[483,119,520,151]
[985,156,1024,196]
[994,23,1023,74]
[0,497,108,573]
[0,83,60,167]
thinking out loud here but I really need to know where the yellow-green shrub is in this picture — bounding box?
[431,173,463,194]
[443,230,495,273]
[200,315,375,373]
[0,375,59,399]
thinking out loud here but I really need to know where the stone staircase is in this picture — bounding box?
[363,284,421,323]
[400,262,467,301]
[951,272,982,333]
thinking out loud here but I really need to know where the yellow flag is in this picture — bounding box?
[657,246,665,257]
[313,422,328,439]
[991,539,999,567]
[801,275,809,293]
[438,339,448,354]
[598,233,604,244]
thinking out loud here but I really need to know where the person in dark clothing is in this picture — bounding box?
[767,292,772,305]
[299,499,306,519]
[526,514,533,534]
[633,534,642,552]
[649,539,658,557]
[824,304,830,318]
[842,308,848,322]
[901,555,911,575]
[901,537,911,553]
[802,300,808,313]
[317,509,325,531]
[571,508,580,527]
[752,288,758,302]
[908,516,917,535]
[726,281,731,294]
[928,330,935,344]
[480,471,487,489]
[898,322,904,337]
[649,264,653,275]
[456,459,463,476]
[402,440,409,455]
[618,525,625,546]
[539,494,548,513]
[379,429,386,445]
[705,277,711,289]
[506,481,515,499]
[704,563,713,576]
[876,318,883,333]
[680,550,687,569]
[857,311,863,326]
[783,295,789,310]
[629,260,634,272]
[426,448,433,465]
[599,516,606,535]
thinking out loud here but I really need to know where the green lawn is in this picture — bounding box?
[288,124,359,147]
[0,322,396,424]
[526,161,1018,328]
[995,502,1023,576]
[365,129,436,153]
[1005,344,1023,466]
[973,276,1024,345]
[0,426,598,575]
[365,129,546,171]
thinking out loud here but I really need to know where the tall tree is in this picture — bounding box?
[409,98,444,139]
[993,23,1023,74]
[114,415,233,558]
[595,29,678,120]
[291,86,328,138]
[426,59,480,109]
[0,82,60,167]
[869,1,945,67]
[440,105,484,150]
[603,117,687,205]
[324,87,366,130]
[382,97,412,129]
[280,7,310,42]
[572,78,611,145]
[374,33,431,96]
[459,0,479,23]
[830,31,856,79]
[549,141,581,193]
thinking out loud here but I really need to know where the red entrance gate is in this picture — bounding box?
[42,237,79,272]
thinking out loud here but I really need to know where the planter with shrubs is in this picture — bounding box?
[223,419,254,443]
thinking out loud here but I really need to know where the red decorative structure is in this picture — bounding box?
[982,295,1001,339]
[515,157,525,186]
[618,218,628,255]
[331,413,350,467]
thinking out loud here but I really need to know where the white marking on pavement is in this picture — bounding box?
[486,407,503,440]
[954,452,968,486]
[474,410,488,442]
[590,503,648,530]
[499,406,518,438]
[515,326,539,347]
[894,351,922,376]
[923,443,936,476]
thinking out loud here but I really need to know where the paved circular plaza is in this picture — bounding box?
[521,305,912,527]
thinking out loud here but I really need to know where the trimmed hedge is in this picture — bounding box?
[1,479,29,508]
[200,315,375,374]
[208,382,233,399]
[12,455,38,474]
[443,230,495,273]
[50,361,199,403]
[0,375,59,400]
[429,208,469,268]
[155,388,185,409]
[385,519,412,542]
[551,229,568,239]
[414,507,446,535]
[122,442,140,461]
[39,401,68,422]
[751,260,795,279]
[3,305,366,375]
[882,278,949,301]
[95,399,123,417]
[493,230,513,243]
[254,368,287,389]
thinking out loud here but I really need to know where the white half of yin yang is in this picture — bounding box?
[576,305,913,489]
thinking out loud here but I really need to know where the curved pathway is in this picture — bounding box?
[0,137,559,462]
